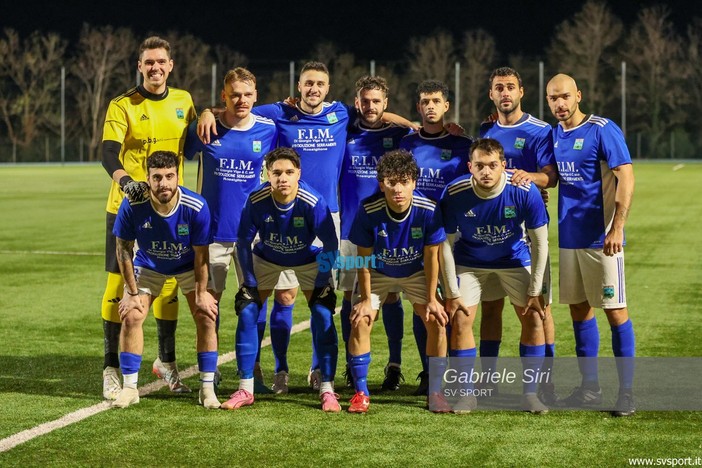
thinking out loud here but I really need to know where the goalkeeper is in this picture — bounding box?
[100,36,197,401]
[231,147,341,413]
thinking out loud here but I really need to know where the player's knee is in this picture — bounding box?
[275,289,297,305]
[122,310,146,329]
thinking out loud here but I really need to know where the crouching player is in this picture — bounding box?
[347,149,448,413]
[112,151,220,409]
[226,147,341,412]
[439,138,550,413]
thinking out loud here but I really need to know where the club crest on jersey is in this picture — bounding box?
[383,138,394,149]
[504,206,516,219]
[293,217,304,228]
[177,224,189,235]
[253,140,262,152]
[411,227,423,239]
[514,137,525,149]
[603,285,615,299]
[176,108,184,119]
[327,112,339,124]
[573,138,584,150]
[440,149,452,160]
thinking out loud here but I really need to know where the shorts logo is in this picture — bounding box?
[504,206,516,219]
[253,141,262,152]
[411,227,423,239]
[440,149,452,160]
[177,224,189,235]
[514,137,525,149]
[327,112,339,124]
[383,138,394,149]
[573,138,584,150]
[176,108,184,119]
[603,285,615,299]
[293,217,304,228]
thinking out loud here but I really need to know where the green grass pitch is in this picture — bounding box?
[0,161,701,466]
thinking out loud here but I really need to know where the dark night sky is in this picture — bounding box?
[2,0,701,60]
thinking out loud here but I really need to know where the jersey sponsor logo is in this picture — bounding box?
[140,114,149,121]
[211,139,222,147]
[177,224,189,236]
[464,210,476,217]
[253,140,262,152]
[264,215,274,223]
[514,137,525,149]
[440,149,452,160]
[504,206,516,219]
[411,227,423,239]
[327,112,339,124]
[383,138,394,149]
[378,229,388,237]
[293,217,304,227]
[176,108,185,119]
[297,128,332,139]
[573,138,584,150]
[603,285,615,299]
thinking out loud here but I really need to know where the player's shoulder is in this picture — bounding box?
[360,191,386,214]
[179,187,207,211]
[444,174,474,196]
[586,114,611,128]
[252,114,276,127]
[110,87,140,105]
[479,120,495,136]
[249,182,273,204]
[296,180,323,207]
[413,191,438,212]
[523,113,550,129]
[504,173,534,193]
[166,87,193,99]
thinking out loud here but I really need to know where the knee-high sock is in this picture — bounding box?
[102,272,123,368]
[573,317,599,386]
[103,319,121,369]
[198,351,218,384]
[310,329,319,371]
[255,298,268,363]
[236,302,259,379]
[413,314,429,373]
[543,342,556,384]
[449,348,476,391]
[156,318,177,363]
[479,340,501,378]
[340,298,352,365]
[269,301,293,373]
[382,299,404,366]
[310,302,338,382]
[520,344,546,394]
[350,352,371,395]
[120,352,142,388]
[611,319,635,389]
[428,356,447,394]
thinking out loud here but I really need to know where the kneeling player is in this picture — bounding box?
[225,147,341,412]
[112,151,220,409]
[347,149,448,414]
[440,138,550,413]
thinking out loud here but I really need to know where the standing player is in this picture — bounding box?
[231,147,341,412]
[478,67,559,403]
[338,75,411,391]
[101,36,196,399]
[347,149,447,413]
[111,151,219,409]
[440,138,550,414]
[399,80,473,395]
[184,67,277,392]
[546,74,636,417]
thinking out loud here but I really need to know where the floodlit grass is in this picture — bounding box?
[0,161,701,466]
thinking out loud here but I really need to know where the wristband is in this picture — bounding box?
[127,290,139,296]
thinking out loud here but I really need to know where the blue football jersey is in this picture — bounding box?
[349,190,446,278]
[113,186,212,275]
[339,121,410,240]
[254,102,352,212]
[552,115,632,249]
[479,113,555,172]
[399,131,472,201]
[184,115,277,242]
[237,180,338,287]
[440,173,548,269]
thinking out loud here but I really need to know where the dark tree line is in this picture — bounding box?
[1,1,700,162]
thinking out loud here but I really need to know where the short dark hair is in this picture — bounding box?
[265,147,301,170]
[223,67,256,88]
[470,138,505,162]
[147,150,180,172]
[416,80,449,101]
[139,36,171,60]
[300,61,329,78]
[376,149,419,182]
[355,75,389,97]
[489,67,523,88]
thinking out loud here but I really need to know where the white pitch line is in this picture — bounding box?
[0,319,312,453]
[672,164,685,171]
[0,250,102,257]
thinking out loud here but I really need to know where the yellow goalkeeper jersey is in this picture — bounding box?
[102,86,196,214]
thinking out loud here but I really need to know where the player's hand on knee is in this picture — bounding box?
[426,299,448,327]
[196,291,219,321]
[351,300,374,327]
[119,294,145,321]
[445,297,471,319]
[524,295,545,320]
